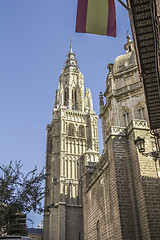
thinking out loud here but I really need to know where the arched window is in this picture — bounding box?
[139,106,145,120]
[79,125,85,138]
[72,88,78,110]
[123,111,129,127]
[72,89,74,100]
[64,88,69,107]
[75,90,77,103]
[97,221,101,240]
[68,123,75,136]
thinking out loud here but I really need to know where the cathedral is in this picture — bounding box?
[44,42,99,240]
[44,37,160,240]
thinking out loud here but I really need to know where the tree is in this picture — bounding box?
[0,161,45,236]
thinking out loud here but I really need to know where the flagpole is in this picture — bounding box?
[117,0,131,12]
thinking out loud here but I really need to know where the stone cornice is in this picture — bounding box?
[66,110,97,118]
[66,136,87,141]
[105,126,126,143]
[115,81,142,97]
[113,65,138,78]
[126,119,149,135]
[104,120,149,143]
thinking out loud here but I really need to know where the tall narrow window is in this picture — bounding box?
[72,90,74,100]
[68,123,75,136]
[97,221,101,240]
[72,88,78,110]
[70,142,72,154]
[74,161,76,178]
[79,125,85,138]
[64,88,69,107]
[123,111,129,127]
[139,106,145,120]
[70,160,72,178]
[64,91,67,104]
[66,160,68,178]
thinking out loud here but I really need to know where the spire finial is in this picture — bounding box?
[127,34,131,42]
[70,37,73,53]
[64,38,78,70]
[126,30,131,42]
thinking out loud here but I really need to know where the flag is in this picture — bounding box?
[76,0,116,37]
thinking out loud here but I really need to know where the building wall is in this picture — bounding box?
[83,120,160,240]
[82,37,160,240]
[82,129,136,240]
[82,151,122,240]
[66,206,83,240]
[44,37,160,240]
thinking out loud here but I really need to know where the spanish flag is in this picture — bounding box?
[76,0,116,37]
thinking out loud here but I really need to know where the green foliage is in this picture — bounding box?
[0,161,45,235]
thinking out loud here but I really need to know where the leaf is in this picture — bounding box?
[0,160,46,235]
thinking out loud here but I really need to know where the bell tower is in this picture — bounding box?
[44,42,99,240]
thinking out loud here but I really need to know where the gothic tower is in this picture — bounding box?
[44,42,99,240]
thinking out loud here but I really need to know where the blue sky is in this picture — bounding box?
[0,0,131,228]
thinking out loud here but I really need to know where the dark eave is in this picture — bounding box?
[127,0,160,130]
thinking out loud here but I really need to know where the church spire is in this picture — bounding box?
[64,41,78,71]
[69,38,73,54]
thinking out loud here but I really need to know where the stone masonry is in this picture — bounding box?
[43,42,99,240]
[82,37,160,240]
[43,36,160,240]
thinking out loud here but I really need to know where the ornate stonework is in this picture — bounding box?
[44,43,99,240]
[99,36,149,150]
[82,36,160,240]
[44,36,160,240]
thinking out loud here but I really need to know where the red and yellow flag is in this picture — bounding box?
[76,0,116,37]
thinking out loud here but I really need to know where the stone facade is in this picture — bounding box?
[82,37,160,240]
[44,37,160,240]
[43,43,99,240]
